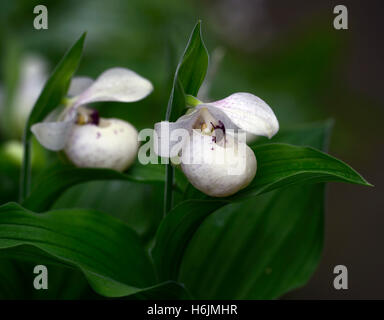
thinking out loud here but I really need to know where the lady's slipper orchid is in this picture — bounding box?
[31,67,153,171]
[155,92,279,197]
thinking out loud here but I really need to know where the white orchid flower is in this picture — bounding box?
[31,67,153,172]
[154,92,279,197]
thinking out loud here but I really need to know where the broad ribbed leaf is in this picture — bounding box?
[126,281,191,300]
[232,142,371,199]
[178,184,324,299]
[22,163,167,212]
[52,180,164,245]
[0,259,25,299]
[152,200,228,281]
[0,255,95,299]
[0,202,156,297]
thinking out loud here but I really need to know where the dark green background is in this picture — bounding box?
[0,0,382,299]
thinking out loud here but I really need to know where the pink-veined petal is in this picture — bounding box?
[209,92,279,138]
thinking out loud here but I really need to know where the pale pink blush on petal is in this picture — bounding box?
[209,92,279,138]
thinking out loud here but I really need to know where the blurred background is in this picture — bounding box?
[0,0,382,299]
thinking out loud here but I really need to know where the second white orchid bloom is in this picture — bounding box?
[32,68,153,171]
[155,92,279,197]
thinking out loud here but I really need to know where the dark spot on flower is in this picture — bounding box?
[211,121,226,135]
[96,132,101,139]
[89,109,100,125]
[211,121,226,144]
[211,120,225,135]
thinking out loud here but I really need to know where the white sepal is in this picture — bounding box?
[74,68,153,105]
[31,117,75,151]
[208,92,279,138]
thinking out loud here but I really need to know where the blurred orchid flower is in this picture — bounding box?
[32,67,153,171]
[0,54,47,139]
[154,92,279,197]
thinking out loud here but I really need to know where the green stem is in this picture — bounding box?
[19,137,31,202]
[163,94,202,215]
[163,164,174,217]
[185,94,202,107]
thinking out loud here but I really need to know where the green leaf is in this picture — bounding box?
[0,202,156,297]
[24,33,86,138]
[0,255,96,299]
[20,33,86,202]
[0,259,25,299]
[22,163,168,212]
[152,199,228,281]
[126,281,191,300]
[52,180,164,246]
[177,22,209,99]
[163,21,209,216]
[166,78,186,124]
[232,142,371,200]
[178,184,325,299]
[166,21,209,122]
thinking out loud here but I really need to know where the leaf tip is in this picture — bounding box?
[193,20,204,38]
[78,32,87,46]
[362,180,374,187]
[352,172,373,187]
